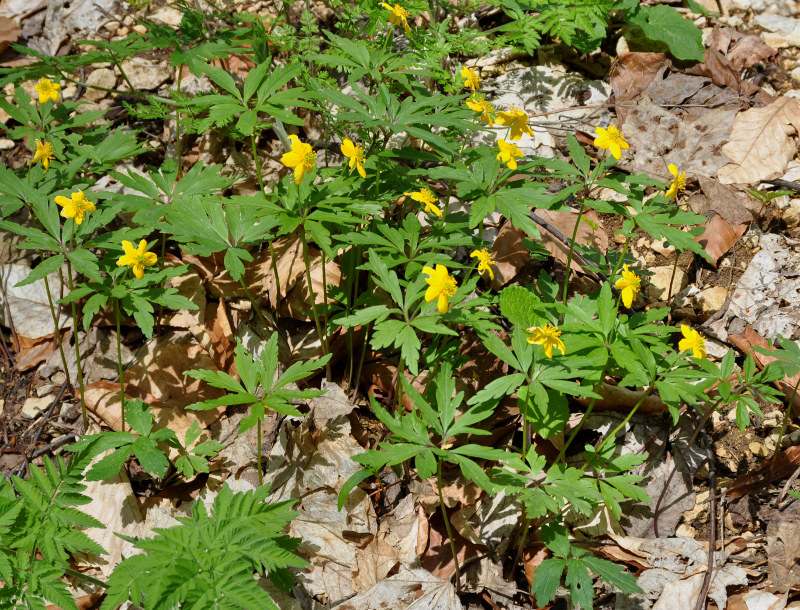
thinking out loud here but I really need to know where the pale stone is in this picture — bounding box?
[120,57,169,91]
[749,441,770,457]
[22,396,52,419]
[149,7,183,27]
[84,68,116,101]
[132,24,147,34]
[0,138,14,150]
[646,265,688,301]
[756,14,800,48]
[676,523,697,538]
[695,286,728,313]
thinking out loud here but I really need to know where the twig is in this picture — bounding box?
[529,212,608,282]
[695,419,717,610]
[776,461,800,507]
[764,178,800,192]
[31,433,77,458]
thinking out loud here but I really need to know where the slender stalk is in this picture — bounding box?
[257,417,263,486]
[437,460,461,591]
[175,65,184,180]
[250,132,283,304]
[239,277,271,331]
[512,513,531,574]
[561,200,586,305]
[63,567,109,589]
[666,253,680,304]
[115,298,126,432]
[396,356,405,412]
[772,374,800,464]
[583,386,655,469]
[42,272,71,390]
[300,224,332,380]
[65,259,87,430]
[111,51,137,94]
[321,248,331,355]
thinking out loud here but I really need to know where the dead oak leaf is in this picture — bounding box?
[717,96,800,185]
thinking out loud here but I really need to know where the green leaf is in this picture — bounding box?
[15,255,65,288]
[566,133,590,177]
[627,4,705,62]
[337,469,374,511]
[582,555,642,595]
[66,248,101,281]
[565,557,594,610]
[499,285,547,329]
[531,558,566,606]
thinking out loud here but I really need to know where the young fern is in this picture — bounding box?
[0,443,106,610]
[101,483,306,610]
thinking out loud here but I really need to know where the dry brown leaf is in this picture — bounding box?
[706,26,777,74]
[692,176,758,226]
[489,222,528,290]
[0,17,20,55]
[696,214,748,266]
[582,382,668,413]
[46,593,103,610]
[727,446,800,499]
[533,209,607,272]
[621,96,738,180]
[162,253,206,329]
[717,97,800,185]
[611,53,670,124]
[522,546,550,591]
[14,333,57,372]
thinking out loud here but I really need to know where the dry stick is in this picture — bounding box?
[695,419,718,610]
[0,283,20,353]
[15,381,68,478]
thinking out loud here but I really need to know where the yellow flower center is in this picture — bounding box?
[442,275,457,297]
[303,151,317,169]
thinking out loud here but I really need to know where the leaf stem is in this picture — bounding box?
[437,459,461,591]
[65,258,87,430]
[300,223,332,380]
[115,297,126,432]
[561,200,586,306]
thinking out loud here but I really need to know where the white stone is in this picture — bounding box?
[149,7,183,27]
[120,57,169,91]
[646,265,688,301]
[755,14,800,48]
[0,138,14,150]
[695,286,728,313]
[22,396,52,419]
[84,68,116,101]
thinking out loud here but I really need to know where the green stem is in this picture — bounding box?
[111,51,137,94]
[772,375,800,464]
[437,460,461,591]
[63,567,109,589]
[175,65,184,180]
[561,200,586,305]
[58,73,177,105]
[115,298,126,432]
[582,385,655,470]
[512,512,531,573]
[42,271,71,391]
[257,417,263,486]
[250,132,283,305]
[300,223,331,380]
[396,355,405,413]
[65,259,87,430]
[239,277,271,331]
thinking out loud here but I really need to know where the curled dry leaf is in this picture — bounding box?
[0,17,20,54]
[696,213,749,267]
[533,208,607,273]
[489,222,529,290]
[717,97,800,185]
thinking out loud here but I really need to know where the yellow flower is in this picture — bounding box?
[380,3,411,34]
[405,188,441,217]
[665,164,687,200]
[470,248,496,280]
[614,264,641,309]
[526,324,565,358]
[678,324,706,359]
[54,191,95,225]
[117,240,158,279]
[341,138,366,179]
[423,264,458,314]
[496,138,523,170]
[466,95,496,128]
[34,78,60,104]
[280,135,316,185]
[32,140,55,171]
[593,125,629,160]
[461,66,481,93]
[496,107,533,141]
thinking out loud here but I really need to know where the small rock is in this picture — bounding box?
[35,383,54,397]
[651,240,675,257]
[763,412,783,428]
[784,205,800,229]
[749,441,770,457]
[0,138,14,150]
[719,258,732,268]
[792,67,800,84]
[646,265,688,301]
[614,233,627,244]
[116,26,129,36]
[695,286,728,313]
[84,68,116,101]
[676,523,697,538]
[717,446,730,458]
[132,24,147,34]
[120,57,169,91]
[0,399,5,414]
[22,396,52,418]
[105,20,120,31]
[765,431,781,452]
[755,14,800,48]
[149,7,183,27]
[51,371,66,385]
